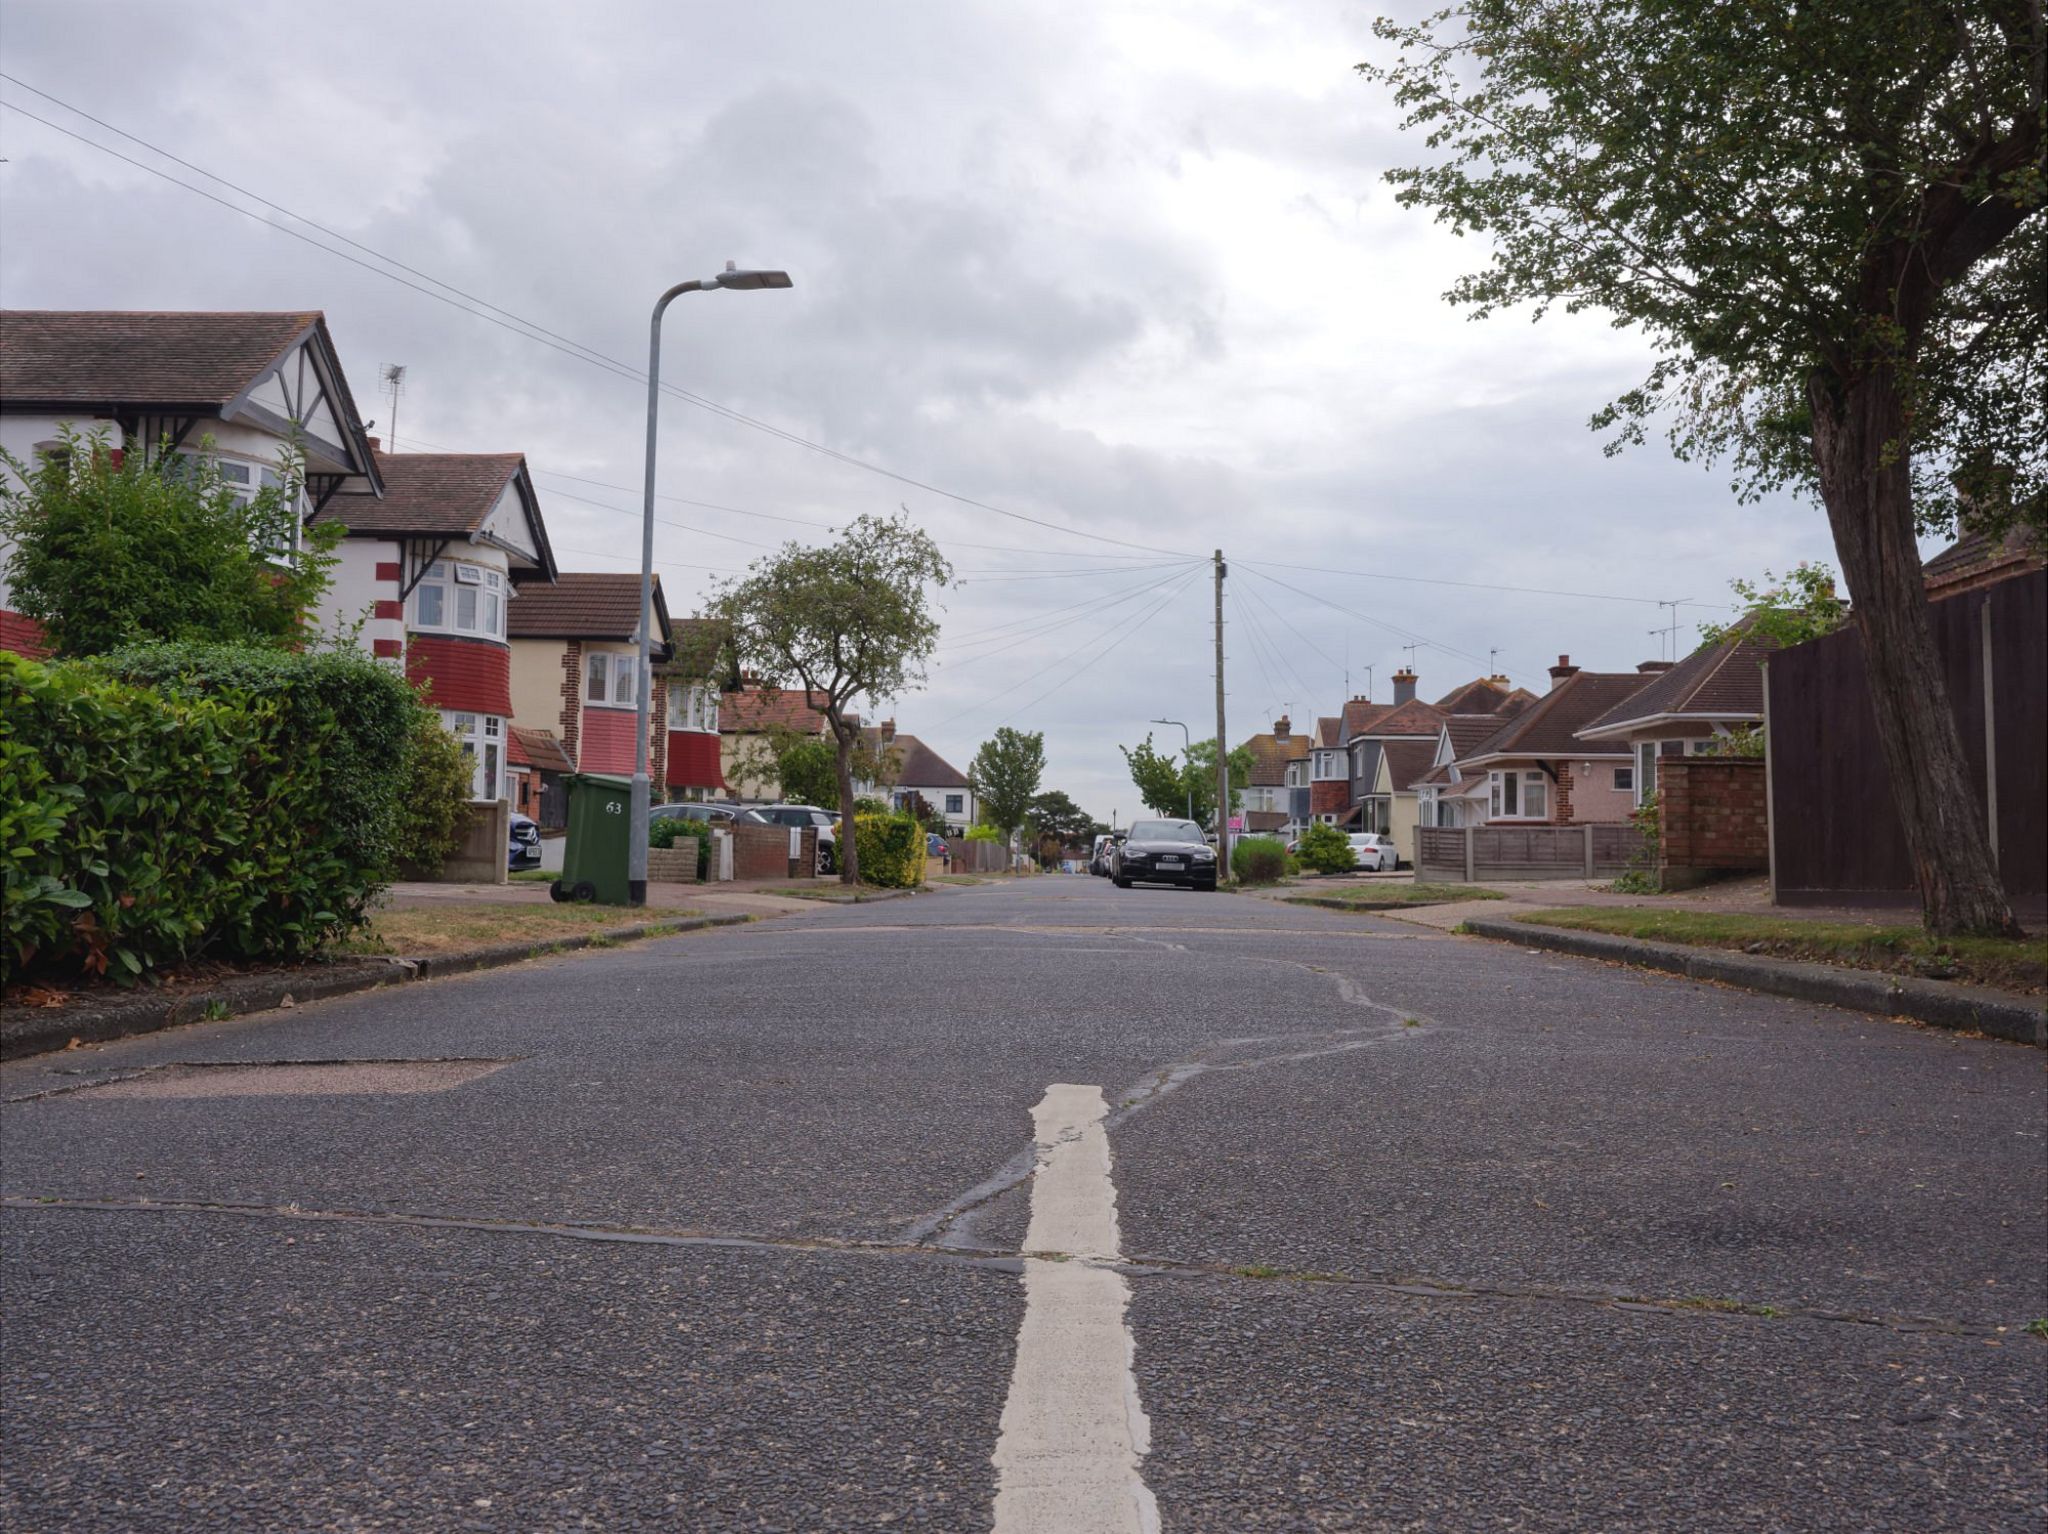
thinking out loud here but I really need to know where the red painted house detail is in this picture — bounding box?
[373,599,402,621]
[372,638,403,659]
[0,610,52,659]
[374,561,403,583]
[665,731,727,791]
[579,706,649,775]
[406,634,513,716]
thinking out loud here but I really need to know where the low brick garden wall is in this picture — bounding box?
[1658,756,1768,889]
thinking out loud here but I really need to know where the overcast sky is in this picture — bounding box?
[1,1,1860,823]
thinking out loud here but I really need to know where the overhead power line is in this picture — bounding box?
[0,79,1198,560]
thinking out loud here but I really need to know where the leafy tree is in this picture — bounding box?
[0,428,341,657]
[1295,821,1357,875]
[901,790,949,835]
[1121,734,1253,832]
[1360,3,2040,935]
[969,726,1046,836]
[709,514,950,883]
[1697,563,1851,650]
[1026,789,1096,849]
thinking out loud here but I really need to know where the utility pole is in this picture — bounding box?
[1213,549,1229,862]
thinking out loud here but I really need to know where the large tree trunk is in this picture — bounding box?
[1807,366,2021,937]
[831,720,860,885]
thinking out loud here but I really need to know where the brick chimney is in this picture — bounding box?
[367,435,383,451]
[1273,714,1291,738]
[1548,654,1580,689]
[1391,668,1417,705]
[1637,660,1675,674]
[880,718,896,744]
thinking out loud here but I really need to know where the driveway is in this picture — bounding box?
[4,876,2041,1530]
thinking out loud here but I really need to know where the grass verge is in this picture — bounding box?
[346,904,703,956]
[1285,883,1508,910]
[1514,907,2047,995]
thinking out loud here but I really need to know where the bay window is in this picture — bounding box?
[665,680,720,732]
[412,561,506,640]
[447,711,506,802]
[586,651,641,707]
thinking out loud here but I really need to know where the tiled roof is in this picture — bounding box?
[879,733,970,789]
[1578,627,1773,738]
[0,310,322,404]
[1923,526,2045,593]
[1461,672,1648,761]
[508,727,575,775]
[723,685,832,734]
[318,451,520,536]
[1444,714,1504,756]
[1315,716,1341,748]
[1379,738,1436,794]
[1339,698,1387,738]
[507,571,671,655]
[1355,699,1446,738]
[1239,727,1312,785]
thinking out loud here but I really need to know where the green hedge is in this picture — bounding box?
[855,811,924,889]
[1231,835,1291,885]
[2,646,416,984]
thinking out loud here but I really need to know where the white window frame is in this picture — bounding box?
[664,680,720,732]
[446,711,506,803]
[1488,769,1550,821]
[412,561,505,641]
[586,651,642,709]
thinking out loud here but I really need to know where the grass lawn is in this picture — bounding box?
[347,903,703,956]
[1286,883,1508,910]
[508,868,555,883]
[1515,907,2048,994]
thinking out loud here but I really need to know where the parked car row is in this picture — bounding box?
[526,798,953,879]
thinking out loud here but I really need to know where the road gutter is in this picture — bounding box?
[1459,916,2044,1047]
[0,913,757,1062]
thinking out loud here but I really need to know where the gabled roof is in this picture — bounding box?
[1238,727,1312,785]
[1445,713,1505,757]
[1339,698,1386,739]
[722,685,833,734]
[1432,677,1534,713]
[0,309,380,493]
[1577,628,1774,739]
[318,452,556,576]
[1352,698,1446,739]
[1377,739,1436,794]
[878,733,970,790]
[1458,671,1649,763]
[1315,716,1342,749]
[507,570,671,656]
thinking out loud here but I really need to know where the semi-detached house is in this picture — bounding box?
[507,571,673,784]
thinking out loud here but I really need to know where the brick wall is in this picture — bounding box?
[729,822,818,880]
[558,641,583,764]
[1658,756,1768,889]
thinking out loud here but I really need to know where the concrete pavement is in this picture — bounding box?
[4,877,2042,1529]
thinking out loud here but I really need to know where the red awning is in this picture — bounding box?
[666,729,727,791]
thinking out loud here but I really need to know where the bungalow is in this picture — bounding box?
[0,308,383,656]
[1440,657,1649,825]
[506,571,673,781]
[1577,632,1778,808]
[1413,714,1522,830]
[312,449,559,803]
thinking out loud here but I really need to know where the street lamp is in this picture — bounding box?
[1150,717,1194,823]
[631,261,793,905]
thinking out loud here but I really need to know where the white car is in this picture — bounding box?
[741,804,841,873]
[1346,832,1399,872]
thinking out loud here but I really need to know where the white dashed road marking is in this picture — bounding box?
[991,1084,1159,1533]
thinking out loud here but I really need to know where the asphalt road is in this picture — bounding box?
[4,877,2043,1530]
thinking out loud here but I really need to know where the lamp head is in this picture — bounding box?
[714,260,793,291]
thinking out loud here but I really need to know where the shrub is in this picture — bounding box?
[964,824,1003,843]
[2,649,398,983]
[391,705,474,875]
[855,811,924,889]
[1231,835,1290,885]
[1610,793,1662,894]
[1295,822,1357,875]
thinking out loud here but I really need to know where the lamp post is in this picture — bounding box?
[1150,717,1194,824]
[631,261,792,905]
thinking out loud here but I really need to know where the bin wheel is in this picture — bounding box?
[571,881,598,903]
[548,880,569,903]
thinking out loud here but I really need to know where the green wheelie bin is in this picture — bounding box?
[550,772,634,904]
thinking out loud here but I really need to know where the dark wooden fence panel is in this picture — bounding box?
[1768,569,2043,904]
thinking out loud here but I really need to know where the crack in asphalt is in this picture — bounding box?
[4,1195,2025,1340]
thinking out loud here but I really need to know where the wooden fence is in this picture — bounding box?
[1766,568,2044,907]
[1417,823,1644,883]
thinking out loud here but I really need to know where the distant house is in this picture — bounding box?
[865,720,976,830]
[1922,525,2045,601]
[1368,738,1438,867]
[0,308,383,657]
[1444,657,1648,825]
[1577,632,1778,808]
[720,682,836,803]
[1305,716,1347,830]
[313,449,558,803]
[1236,715,1312,837]
[506,571,673,781]
[1344,671,1448,832]
[659,618,731,803]
[1433,675,1539,716]
[1412,714,1519,830]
